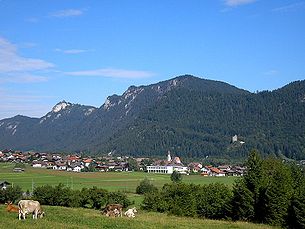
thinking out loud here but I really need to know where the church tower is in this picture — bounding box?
[167,151,172,162]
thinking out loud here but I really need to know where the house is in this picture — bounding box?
[83,158,93,167]
[188,162,203,173]
[209,167,226,177]
[201,166,211,174]
[200,172,209,177]
[54,162,67,170]
[0,181,10,190]
[95,165,109,172]
[73,165,82,172]
[32,161,42,168]
[68,163,82,172]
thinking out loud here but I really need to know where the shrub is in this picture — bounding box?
[170,171,182,183]
[0,185,23,203]
[136,178,158,195]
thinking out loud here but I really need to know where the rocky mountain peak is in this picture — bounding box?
[52,101,72,113]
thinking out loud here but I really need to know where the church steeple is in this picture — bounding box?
[167,151,172,162]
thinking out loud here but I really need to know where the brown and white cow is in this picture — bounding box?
[102,204,123,217]
[18,200,44,220]
[5,201,19,213]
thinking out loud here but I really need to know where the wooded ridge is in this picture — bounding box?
[0,75,304,160]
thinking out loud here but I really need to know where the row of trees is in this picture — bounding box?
[140,150,305,228]
[0,183,132,210]
[33,184,132,209]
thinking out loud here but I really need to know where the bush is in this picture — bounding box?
[170,171,182,183]
[0,185,23,203]
[107,191,133,208]
[136,178,158,195]
[196,183,232,219]
[142,190,168,213]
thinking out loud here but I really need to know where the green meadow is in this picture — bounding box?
[0,205,276,229]
[0,163,278,229]
[0,163,237,192]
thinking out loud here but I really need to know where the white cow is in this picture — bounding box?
[18,200,44,220]
[124,207,137,218]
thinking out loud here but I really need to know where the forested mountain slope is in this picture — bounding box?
[0,75,304,160]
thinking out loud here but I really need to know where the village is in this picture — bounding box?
[0,149,246,177]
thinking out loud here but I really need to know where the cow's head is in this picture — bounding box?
[39,211,45,218]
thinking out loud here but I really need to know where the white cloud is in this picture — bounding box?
[0,37,54,73]
[0,89,54,119]
[66,68,156,79]
[272,2,305,12]
[224,0,257,6]
[0,73,48,84]
[50,9,84,18]
[55,48,91,54]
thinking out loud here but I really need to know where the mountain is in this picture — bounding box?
[0,75,304,160]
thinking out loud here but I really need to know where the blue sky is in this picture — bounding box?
[0,0,304,119]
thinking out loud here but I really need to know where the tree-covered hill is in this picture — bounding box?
[97,78,305,160]
[0,75,304,160]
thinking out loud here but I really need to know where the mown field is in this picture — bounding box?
[0,163,237,192]
[0,204,277,229]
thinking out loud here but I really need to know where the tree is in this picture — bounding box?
[286,163,305,229]
[136,178,158,194]
[243,150,263,221]
[127,158,139,171]
[171,171,182,183]
[259,158,293,226]
[230,180,254,221]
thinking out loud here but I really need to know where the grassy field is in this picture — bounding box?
[0,204,277,229]
[0,163,237,192]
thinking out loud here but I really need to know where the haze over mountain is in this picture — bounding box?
[0,75,304,160]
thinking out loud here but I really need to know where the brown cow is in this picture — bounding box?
[101,204,123,217]
[5,201,19,213]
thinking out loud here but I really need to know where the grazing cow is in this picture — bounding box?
[18,200,44,220]
[124,207,137,218]
[104,208,121,217]
[102,204,123,217]
[5,201,19,213]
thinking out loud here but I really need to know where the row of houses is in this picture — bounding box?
[0,149,245,176]
[0,150,130,172]
[147,151,245,176]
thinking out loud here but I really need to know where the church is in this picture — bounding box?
[146,151,189,174]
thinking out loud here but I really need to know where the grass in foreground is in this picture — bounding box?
[0,205,277,229]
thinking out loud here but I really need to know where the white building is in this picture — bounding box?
[147,165,188,174]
